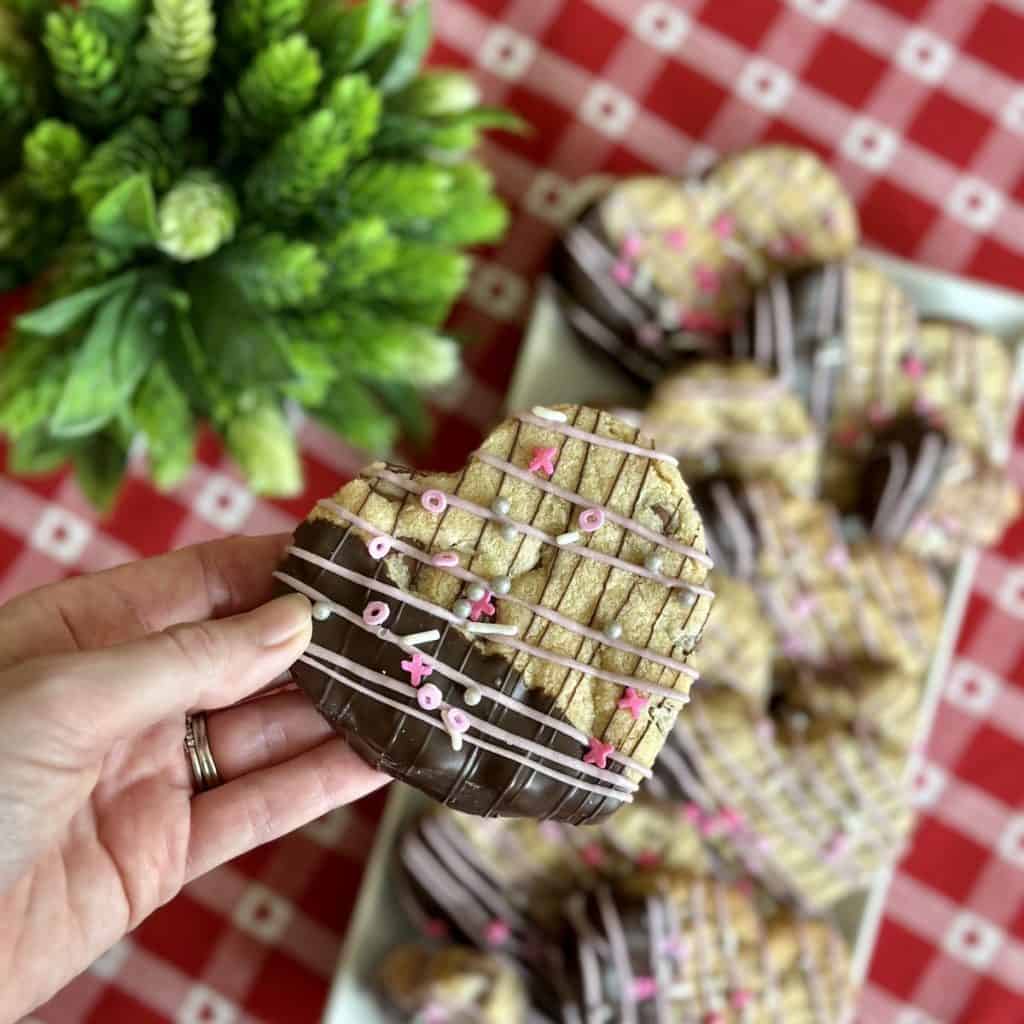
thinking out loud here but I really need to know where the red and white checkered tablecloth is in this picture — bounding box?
[7,1,1024,1021]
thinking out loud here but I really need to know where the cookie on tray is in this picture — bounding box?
[549,184,740,383]
[276,404,714,824]
[707,144,859,275]
[691,572,774,711]
[691,476,849,585]
[652,688,916,910]
[727,259,918,435]
[857,413,1021,565]
[378,945,529,1024]
[641,361,821,497]
[561,875,854,1023]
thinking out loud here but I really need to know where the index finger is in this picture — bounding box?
[0,533,293,668]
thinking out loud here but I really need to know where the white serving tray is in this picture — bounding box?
[324,251,1024,1023]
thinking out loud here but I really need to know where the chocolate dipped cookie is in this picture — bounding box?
[276,405,714,824]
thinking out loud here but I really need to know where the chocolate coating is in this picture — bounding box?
[549,204,725,385]
[856,415,952,544]
[688,476,762,579]
[279,518,629,825]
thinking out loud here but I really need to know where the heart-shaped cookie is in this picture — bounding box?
[561,876,854,1024]
[275,405,714,823]
[651,688,915,910]
[550,145,859,383]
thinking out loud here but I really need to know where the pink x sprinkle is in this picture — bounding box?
[580,843,605,868]
[528,445,558,478]
[901,352,925,379]
[583,737,614,770]
[730,989,753,1010]
[401,652,433,688]
[612,260,633,285]
[617,687,649,719]
[694,265,721,294]
[469,590,495,621]
[485,919,510,946]
[632,976,658,1001]
[664,227,687,250]
[636,850,661,869]
[713,213,736,239]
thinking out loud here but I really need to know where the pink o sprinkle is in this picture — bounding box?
[664,227,687,250]
[362,600,389,627]
[369,535,395,559]
[484,919,510,946]
[901,352,925,379]
[431,551,459,568]
[580,843,605,868]
[612,261,633,286]
[579,507,605,533]
[730,989,753,1010]
[416,683,443,711]
[636,850,661,869]
[443,707,470,734]
[713,213,736,239]
[621,233,643,260]
[420,488,448,515]
[868,403,890,426]
[694,265,721,294]
[632,976,658,1001]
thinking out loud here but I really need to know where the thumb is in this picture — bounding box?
[24,593,313,753]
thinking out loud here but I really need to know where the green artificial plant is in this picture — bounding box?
[0,0,520,508]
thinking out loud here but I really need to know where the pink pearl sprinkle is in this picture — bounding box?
[579,507,605,532]
[632,976,658,1001]
[621,233,643,260]
[665,227,687,250]
[367,535,392,559]
[362,600,389,627]
[443,707,470,734]
[612,261,633,285]
[713,213,736,239]
[420,488,447,514]
[901,353,925,379]
[730,989,753,1010]
[416,683,443,711]
[484,919,510,946]
[431,551,459,568]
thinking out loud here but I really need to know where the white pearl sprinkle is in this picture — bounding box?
[501,524,517,542]
[604,621,622,640]
[490,575,512,595]
[312,601,332,621]
[453,599,472,618]
[467,583,486,601]
[644,553,664,573]
[679,591,696,607]
[531,405,568,423]
[492,496,511,516]
[464,686,483,706]
[556,531,580,546]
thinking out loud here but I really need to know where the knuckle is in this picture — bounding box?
[161,620,225,679]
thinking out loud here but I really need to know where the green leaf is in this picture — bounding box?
[72,431,131,512]
[314,375,397,455]
[370,0,430,94]
[225,401,302,496]
[222,232,327,310]
[8,429,76,476]
[16,272,138,336]
[308,0,396,76]
[133,360,196,489]
[189,267,295,389]
[88,173,159,248]
[50,285,160,438]
[372,379,431,445]
[0,338,69,439]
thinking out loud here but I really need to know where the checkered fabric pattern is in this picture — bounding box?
[6,0,1023,1021]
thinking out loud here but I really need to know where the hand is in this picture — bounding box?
[0,534,389,1022]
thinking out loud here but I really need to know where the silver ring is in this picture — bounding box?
[184,712,221,793]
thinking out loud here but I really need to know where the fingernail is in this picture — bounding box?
[256,594,312,647]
